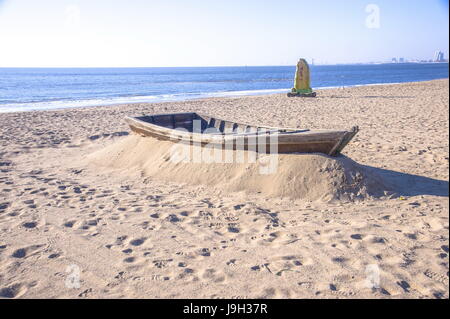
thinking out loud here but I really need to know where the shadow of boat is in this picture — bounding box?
[339,155,449,198]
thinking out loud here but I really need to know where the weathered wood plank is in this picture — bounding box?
[125,112,359,156]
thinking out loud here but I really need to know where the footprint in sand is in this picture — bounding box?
[78,288,93,298]
[0,202,11,213]
[432,291,447,299]
[350,234,363,240]
[138,221,157,230]
[264,255,310,276]
[254,231,294,247]
[424,269,448,284]
[226,259,237,266]
[328,284,356,297]
[258,287,281,298]
[227,226,240,233]
[199,248,211,257]
[0,283,27,298]
[63,220,76,228]
[165,214,181,223]
[331,256,348,264]
[22,221,38,229]
[123,257,136,263]
[152,259,173,268]
[397,280,411,293]
[250,263,270,272]
[129,238,147,246]
[11,245,43,259]
[201,268,226,283]
[115,235,127,245]
[151,274,171,281]
[297,281,315,290]
[105,235,128,249]
[176,267,196,280]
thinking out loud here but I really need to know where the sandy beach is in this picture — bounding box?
[0,79,448,299]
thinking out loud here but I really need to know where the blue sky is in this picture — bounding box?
[0,0,448,67]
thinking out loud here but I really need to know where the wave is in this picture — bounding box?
[0,88,290,113]
[0,79,446,113]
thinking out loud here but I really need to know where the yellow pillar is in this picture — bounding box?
[292,58,313,94]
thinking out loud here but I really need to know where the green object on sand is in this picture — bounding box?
[287,58,316,97]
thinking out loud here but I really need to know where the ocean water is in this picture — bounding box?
[0,63,448,113]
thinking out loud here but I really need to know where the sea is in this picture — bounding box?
[0,63,448,113]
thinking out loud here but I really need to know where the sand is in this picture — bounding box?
[0,79,448,299]
[87,134,389,202]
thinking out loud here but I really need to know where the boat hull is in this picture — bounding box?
[125,112,358,156]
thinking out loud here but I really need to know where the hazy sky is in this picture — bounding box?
[0,0,448,67]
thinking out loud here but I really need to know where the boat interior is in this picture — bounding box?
[133,112,306,135]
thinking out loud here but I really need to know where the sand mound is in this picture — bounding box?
[86,135,389,201]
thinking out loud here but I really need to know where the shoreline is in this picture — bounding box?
[0,78,448,114]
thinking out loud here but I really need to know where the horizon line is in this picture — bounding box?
[1,61,448,69]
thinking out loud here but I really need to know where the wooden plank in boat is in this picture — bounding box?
[124,113,359,156]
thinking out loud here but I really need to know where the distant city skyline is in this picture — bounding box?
[434,50,446,62]
[0,0,448,67]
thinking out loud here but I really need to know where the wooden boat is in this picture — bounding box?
[125,112,358,156]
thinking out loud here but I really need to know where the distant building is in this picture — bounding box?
[434,51,445,62]
[391,58,397,63]
[399,57,405,63]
